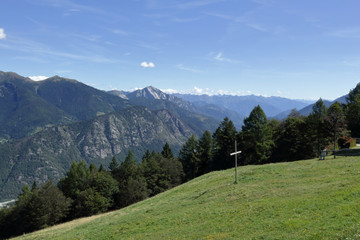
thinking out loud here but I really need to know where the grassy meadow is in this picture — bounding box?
[14,156,360,240]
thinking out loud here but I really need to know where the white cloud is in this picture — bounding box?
[140,61,155,68]
[211,52,240,64]
[215,52,225,61]
[194,86,203,94]
[0,28,6,40]
[176,64,203,73]
[158,86,266,97]
[161,88,179,94]
[29,75,49,81]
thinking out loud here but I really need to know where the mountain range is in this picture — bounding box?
[173,93,314,121]
[0,71,219,200]
[0,70,346,200]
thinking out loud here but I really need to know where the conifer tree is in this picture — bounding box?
[161,142,174,159]
[142,150,152,161]
[212,117,237,170]
[240,105,274,164]
[197,130,213,174]
[345,83,360,137]
[114,149,148,208]
[108,156,119,172]
[179,134,200,180]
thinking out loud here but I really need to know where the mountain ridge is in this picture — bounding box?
[173,93,313,119]
[0,106,196,200]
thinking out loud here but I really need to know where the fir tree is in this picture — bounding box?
[240,105,274,164]
[179,134,200,180]
[197,130,213,174]
[161,142,174,159]
[212,117,237,170]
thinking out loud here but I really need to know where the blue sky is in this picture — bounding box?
[1,0,360,100]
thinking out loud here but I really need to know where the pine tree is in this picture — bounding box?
[212,117,237,170]
[108,156,119,172]
[142,150,152,161]
[114,149,148,208]
[345,83,360,137]
[89,163,97,174]
[197,130,213,174]
[179,134,200,180]
[161,142,174,159]
[240,105,274,164]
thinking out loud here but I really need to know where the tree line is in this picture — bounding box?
[0,83,359,239]
[0,144,184,239]
[178,83,360,179]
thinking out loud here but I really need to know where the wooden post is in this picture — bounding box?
[230,140,241,184]
[235,140,237,183]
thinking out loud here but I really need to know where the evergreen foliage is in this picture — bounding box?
[345,84,360,137]
[197,130,213,175]
[240,105,274,164]
[0,181,70,239]
[161,142,174,159]
[307,99,328,155]
[212,117,237,170]
[109,156,119,172]
[271,115,314,161]
[58,160,118,218]
[179,134,200,180]
[112,149,148,208]
[140,148,184,196]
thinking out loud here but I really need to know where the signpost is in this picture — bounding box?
[230,140,241,184]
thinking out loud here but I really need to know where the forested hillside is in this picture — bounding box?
[8,156,360,240]
[1,79,360,238]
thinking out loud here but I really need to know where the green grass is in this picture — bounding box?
[14,157,360,240]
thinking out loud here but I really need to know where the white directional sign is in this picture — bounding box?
[230,151,242,156]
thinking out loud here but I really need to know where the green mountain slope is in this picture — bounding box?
[0,72,75,140]
[16,157,360,240]
[0,71,220,201]
[36,76,130,120]
[0,71,130,140]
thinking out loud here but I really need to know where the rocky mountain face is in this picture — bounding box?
[0,71,221,201]
[0,70,324,200]
[111,86,244,128]
[0,106,194,200]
